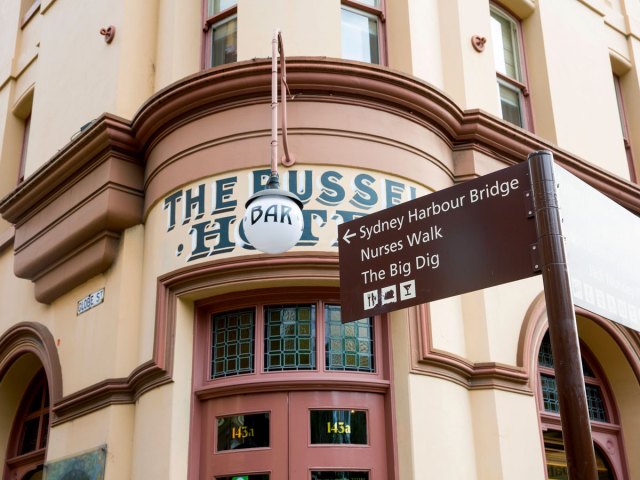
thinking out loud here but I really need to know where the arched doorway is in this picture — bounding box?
[4,369,50,480]
[536,332,628,479]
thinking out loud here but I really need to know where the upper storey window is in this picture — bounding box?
[613,74,637,183]
[204,0,237,68]
[490,5,530,128]
[341,0,384,65]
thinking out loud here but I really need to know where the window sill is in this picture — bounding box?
[195,375,390,400]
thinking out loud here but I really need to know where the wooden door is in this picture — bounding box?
[201,391,389,479]
[202,392,289,480]
[289,391,388,480]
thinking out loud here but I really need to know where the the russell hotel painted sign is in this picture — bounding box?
[161,166,428,262]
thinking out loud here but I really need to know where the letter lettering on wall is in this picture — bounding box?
[288,170,313,203]
[164,190,182,231]
[318,171,345,206]
[188,216,236,261]
[183,184,206,225]
[351,173,378,210]
[163,167,426,262]
[212,176,237,215]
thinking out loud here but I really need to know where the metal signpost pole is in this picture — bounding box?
[528,150,598,480]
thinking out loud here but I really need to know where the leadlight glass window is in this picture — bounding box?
[206,300,379,380]
[325,305,374,372]
[17,372,49,455]
[540,374,560,414]
[585,384,607,422]
[264,305,316,371]
[211,309,255,378]
[537,333,608,422]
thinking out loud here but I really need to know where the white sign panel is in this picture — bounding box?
[77,288,105,315]
[555,165,640,331]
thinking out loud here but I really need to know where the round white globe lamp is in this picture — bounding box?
[243,175,304,254]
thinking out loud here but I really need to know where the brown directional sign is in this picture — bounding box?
[338,161,539,323]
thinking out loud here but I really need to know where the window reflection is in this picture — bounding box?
[341,7,379,64]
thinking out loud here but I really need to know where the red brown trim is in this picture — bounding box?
[50,254,340,425]
[0,115,143,303]
[613,74,637,183]
[410,303,532,394]
[130,59,640,214]
[0,322,63,407]
[0,225,14,251]
[51,360,172,425]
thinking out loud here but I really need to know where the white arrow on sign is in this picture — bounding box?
[342,228,356,244]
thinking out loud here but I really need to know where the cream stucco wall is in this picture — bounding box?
[45,226,144,394]
[153,0,200,92]
[436,0,501,115]
[470,389,545,479]
[131,299,194,480]
[532,0,630,178]
[405,0,444,90]
[409,375,479,479]
[46,405,135,480]
[239,0,341,60]
[25,0,124,176]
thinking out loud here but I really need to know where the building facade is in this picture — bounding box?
[1,0,640,479]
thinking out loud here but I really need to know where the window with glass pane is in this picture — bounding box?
[491,11,521,80]
[341,7,380,64]
[312,472,369,480]
[264,305,316,371]
[310,409,368,444]
[538,333,609,422]
[325,305,374,372]
[217,413,270,451]
[544,431,615,480]
[490,6,526,128]
[208,0,236,17]
[205,0,237,68]
[497,81,523,127]
[5,370,49,480]
[211,309,255,378]
[211,16,237,67]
